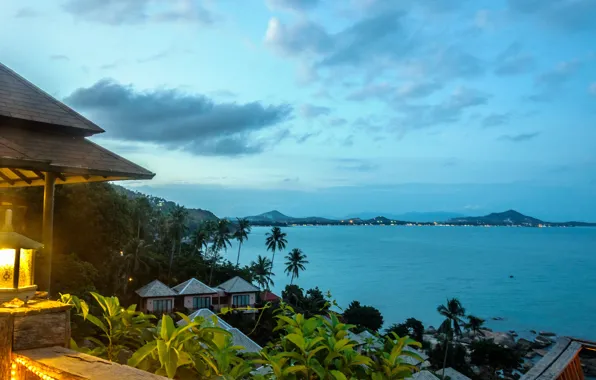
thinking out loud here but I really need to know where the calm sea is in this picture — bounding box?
[232,226,596,339]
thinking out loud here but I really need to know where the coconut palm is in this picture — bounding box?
[167,204,188,285]
[212,218,232,252]
[121,237,153,296]
[251,255,275,290]
[234,218,251,266]
[437,298,466,380]
[284,248,309,285]
[193,220,215,254]
[466,315,486,337]
[265,226,287,268]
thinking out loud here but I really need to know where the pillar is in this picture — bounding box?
[41,172,56,295]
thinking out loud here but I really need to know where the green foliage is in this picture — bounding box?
[429,342,470,376]
[251,255,275,290]
[343,301,384,332]
[282,285,330,318]
[265,226,287,267]
[470,340,522,376]
[465,315,486,337]
[385,318,424,343]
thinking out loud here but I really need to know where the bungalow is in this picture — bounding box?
[213,276,261,312]
[135,279,177,314]
[172,278,218,311]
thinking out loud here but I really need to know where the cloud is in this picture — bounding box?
[266,0,319,12]
[590,83,596,95]
[300,104,331,118]
[15,7,39,18]
[50,54,70,61]
[528,60,581,102]
[494,42,535,76]
[64,79,293,156]
[265,18,332,56]
[61,0,213,26]
[137,51,169,63]
[482,113,510,127]
[335,158,378,172]
[498,132,540,142]
[100,61,124,70]
[346,81,442,102]
[508,0,596,31]
[329,118,347,127]
[395,87,490,130]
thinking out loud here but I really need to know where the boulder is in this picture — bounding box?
[485,331,516,347]
[425,326,437,335]
[530,330,537,334]
[539,331,556,337]
[516,338,534,352]
[492,316,505,321]
[532,335,553,349]
[524,351,537,359]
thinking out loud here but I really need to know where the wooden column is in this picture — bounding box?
[42,172,56,295]
[0,315,14,380]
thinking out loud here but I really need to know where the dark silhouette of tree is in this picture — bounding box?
[265,226,287,268]
[251,255,275,290]
[234,218,251,266]
[437,298,466,380]
[385,318,424,343]
[343,301,384,332]
[284,248,308,285]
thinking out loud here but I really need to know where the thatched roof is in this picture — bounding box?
[135,279,176,298]
[172,278,217,295]
[217,276,260,294]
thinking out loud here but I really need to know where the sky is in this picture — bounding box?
[1,0,595,221]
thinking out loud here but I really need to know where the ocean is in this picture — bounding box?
[232,226,596,340]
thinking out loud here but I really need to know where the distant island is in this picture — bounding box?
[243,210,596,228]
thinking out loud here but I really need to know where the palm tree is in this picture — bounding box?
[284,248,308,285]
[212,219,232,252]
[437,298,466,380]
[193,220,215,254]
[251,255,275,290]
[265,226,287,268]
[133,195,152,239]
[234,218,251,266]
[121,238,153,297]
[167,205,188,285]
[466,315,486,337]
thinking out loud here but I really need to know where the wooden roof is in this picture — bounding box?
[521,337,596,380]
[0,62,103,135]
[0,62,154,186]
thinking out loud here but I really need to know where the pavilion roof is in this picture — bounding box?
[0,62,154,187]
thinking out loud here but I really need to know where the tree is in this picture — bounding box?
[132,195,152,239]
[193,220,215,255]
[234,218,251,266]
[385,318,424,343]
[343,301,384,332]
[167,204,188,285]
[251,255,275,290]
[284,248,308,285]
[470,340,522,379]
[437,298,466,380]
[265,226,287,268]
[121,238,154,297]
[466,315,486,337]
[212,219,232,252]
[429,342,470,377]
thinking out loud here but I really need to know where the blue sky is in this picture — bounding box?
[1,0,595,220]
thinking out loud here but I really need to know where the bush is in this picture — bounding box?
[343,301,384,332]
[386,318,424,343]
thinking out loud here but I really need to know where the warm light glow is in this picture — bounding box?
[128,277,133,282]
[120,250,124,256]
[18,249,33,287]
[0,248,15,288]
[13,357,57,380]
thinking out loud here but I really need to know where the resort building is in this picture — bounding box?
[172,277,218,311]
[213,276,261,313]
[135,279,177,314]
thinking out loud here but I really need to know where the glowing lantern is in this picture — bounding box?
[0,209,43,303]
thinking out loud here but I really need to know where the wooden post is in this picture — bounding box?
[42,172,56,295]
[0,315,14,380]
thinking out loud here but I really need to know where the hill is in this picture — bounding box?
[448,210,543,225]
[245,210,337,225]
[112,185,218,230]
[347,211,465,222]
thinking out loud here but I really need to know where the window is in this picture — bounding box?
[193,296,211,309]
[232,294,250,307]
[153,299,172,313]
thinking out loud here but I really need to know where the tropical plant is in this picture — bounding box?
[251,255,275,290]
[193,220,215,254]
[466,315,486,337]
[469,340,522,379]
[369,333,424,379]
[167,204,188,284]
[234,218,251,266]
[265,226,287,268]
[437,298,466,380]
[120,238,153,296]
[62,292,154,362]
[212,218,232,252]
[284,248,309,285]
[343,300,385,332]
[133,195,153,239]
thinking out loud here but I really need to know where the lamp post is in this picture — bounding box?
[0,209,43,303]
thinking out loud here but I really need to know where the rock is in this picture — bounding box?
[425,326,437,335]
[539,331,556,337]
[517,338,534,352]
[532,335,553,349]
[524,351,536,359]
[485,331,516,347]
[460,337,473,344]
[492,316,505,321]
[530,330,537,334]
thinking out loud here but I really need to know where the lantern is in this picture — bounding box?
[0,209,42,303]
